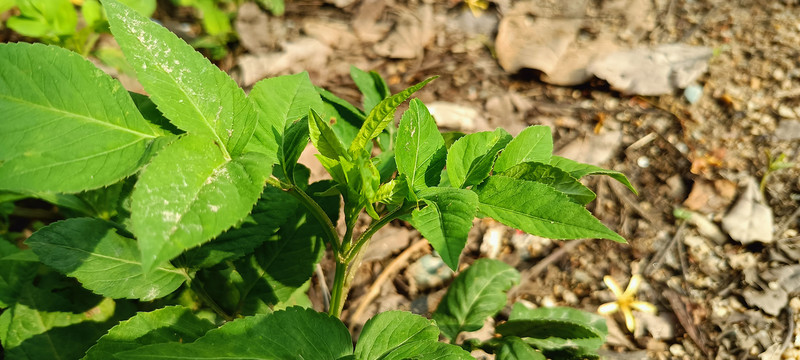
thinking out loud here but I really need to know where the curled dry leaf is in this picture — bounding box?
[374,4,435,59]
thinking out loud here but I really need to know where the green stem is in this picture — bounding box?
[329,259,348,318]
[287,186,341,256]
[345,204,412,263]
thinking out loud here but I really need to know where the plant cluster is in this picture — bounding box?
[0,0,636,358]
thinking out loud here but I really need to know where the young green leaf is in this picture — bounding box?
[0,241,37,308]
[83,306,215,360]
[396,99,447,192]
[354,311,439,360]
[348,76,437,154]
[433,259,520,340]
[279,117,310,184]
[316,86,364,146]
[7,0,77,38]
[499,162,596,204]
[410,187,478,270]
[350,66,390,114]
[104,0,256,157]
[446,128,512,188]
[309,108,349,160]
[493,125,553,173]
[476,176,625,243]
[115,307,353,360]
[497,337,547,360]
[248,72,323,156]
[0,43,161,193]
[26,218,185,300]
[131,135,272,271]
[549,155,637,195]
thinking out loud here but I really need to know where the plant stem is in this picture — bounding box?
[345,204,412,263]
[329,259,348,318]
[287,186,341,256]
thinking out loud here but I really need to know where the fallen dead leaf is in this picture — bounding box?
[743,287,787,316]
[352,0,391,43]
[235,2,273,54]
[587,44,713,95]
[721,177,774,244]
[303,19,357,49]
[237,37,332,86]
[556,130,622,166]
[363,226,413,262]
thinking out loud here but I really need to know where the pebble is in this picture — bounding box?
[778,105,797,119]
[684,83,703,104]
[670,344,686,357]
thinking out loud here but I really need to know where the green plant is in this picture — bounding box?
[0,0,637,358]
[1,0,156,56]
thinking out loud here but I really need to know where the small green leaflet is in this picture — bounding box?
[0,42,161,193]
[131,135,272,271]
[476,176,625,243]
[446,128,512,188]
[6,0,77,38]
[26,218,185,300]
[83,306,215,360]
[247,72,323,156]
[433,259,520,340]
[497,337,546,360]
[410,187,478,270]
[502,303,607,354]
[350,66,390,114]
[498,162,596,204]
[549,155,637,195]
[354,311,440,360]
[493,125,553,173]
[396,99,447,192]
[279,117,311,184]
[348,76,437,155]
[104,0,256,158]
[309,108,349,160]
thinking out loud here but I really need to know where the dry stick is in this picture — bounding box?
[782,305,795,352]
[316,263,330,312]
[606,179,664,228]
[347,240,430,327]
[663,289,712,358]
[643,222,687,276]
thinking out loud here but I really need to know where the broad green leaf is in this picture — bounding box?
[309,108,349,160]
[0,288,117,360]
[355,311,439,360]
[0,0,15,13]
[0,42,161,193]
[26,218,185,300]
[197,181,334,315]
[350,66,390,113]
[499,162,596,204]
[83,306,215,360]
[476,176,625,243]
[497,337,546,360]
[119,0,157,17]
[494,125,553,173]
[115,307,353,360]
[433,259,520,340]
[410,187,478,270]
[129,92,183,136]
[370,341,473,360]
[105,0,256,157]
[316,86,364,146]
[195,0,231,36]
[0,241,37,308]
[248,72,323,156]
[446,128,512,188]
[348,76,437,154]
[442,131,466,150]
[549,156,637,195]
[131,135,272,271]
[279,117,310,184]
[354,311,469,360]
[396,99,447,192]
[373,177,407,206]
[182,186,298,269]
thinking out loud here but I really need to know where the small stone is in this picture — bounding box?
[637,156,651,168]
[670,344,686,357]
[684,83,703,104]
[774,69,786,81]
[777,105,797,119]
[562,290,579,305]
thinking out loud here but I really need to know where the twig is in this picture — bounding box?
[782,305,795,352]
[316,263,330,312]
[347,240,430,327]
[607,179,664,228]
[663,289,712,358]
[643,222,686,276]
